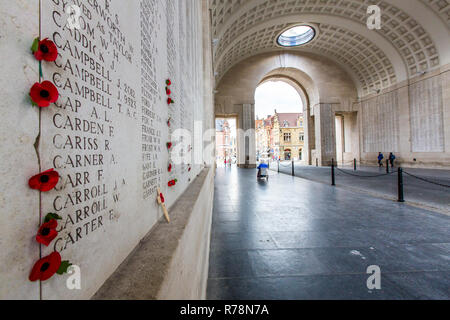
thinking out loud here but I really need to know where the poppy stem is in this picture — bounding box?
[39,61,43,79]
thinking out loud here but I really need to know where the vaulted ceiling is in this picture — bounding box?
[210,0,450,96]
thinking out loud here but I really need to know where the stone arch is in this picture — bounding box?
[215,51,359,167]
[211,0,449,91]
[257,70,314,165]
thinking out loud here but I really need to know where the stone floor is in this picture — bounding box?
[272,162,450,213]
[207,167,450,300]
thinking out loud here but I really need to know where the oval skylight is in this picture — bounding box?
[277,25,316,47]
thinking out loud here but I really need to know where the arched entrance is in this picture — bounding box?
[284,149,292,160]
[255,68,317,166]
[255,80,305,164]
[214,51,359,168]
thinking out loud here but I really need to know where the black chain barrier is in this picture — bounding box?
[279,162,293,167]
[403,171,450,188]
[337,160,356,166]
[336,167,397,178]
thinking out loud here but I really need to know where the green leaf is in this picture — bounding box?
[44,213,62,223]
[56,261,72,275]
[31,37,39,53]
[29,95,38,107]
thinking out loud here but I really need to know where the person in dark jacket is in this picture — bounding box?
[389,153,396,168]
[378,152,384,167]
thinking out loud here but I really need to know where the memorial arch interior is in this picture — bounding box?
[0,0,449,301]
[213,0,450,168]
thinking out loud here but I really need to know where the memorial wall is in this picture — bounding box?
[0,0,212,299]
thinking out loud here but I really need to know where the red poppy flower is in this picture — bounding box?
[30,81,59,107]
[166,87,171,95]
[188,167,192,172]
[28,169,59,192]
[159,193,165,203]
[29,252,61,282]
[166,79,172,86]
[168,179,177,187]
[167,142,172,150]
[33,38,58,62]
[168,164,172,172]
[167,119,171,127]
[36,219,58,246]
[167,98,175,105]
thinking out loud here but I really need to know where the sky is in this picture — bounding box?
[254,81,303,119]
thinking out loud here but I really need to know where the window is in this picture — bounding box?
[277,25,316,47]
[284,133,291,142]
[299,119,303,127]
[299,134,304,142]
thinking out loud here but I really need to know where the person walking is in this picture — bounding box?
[378,152,384,167]
[389,152,396,168]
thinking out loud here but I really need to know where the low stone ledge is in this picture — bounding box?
[92,167,214,300]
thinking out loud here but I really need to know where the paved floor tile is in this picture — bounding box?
[207,167,450,300]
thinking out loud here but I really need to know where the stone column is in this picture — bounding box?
[237,104,256,168]
[442,66,450,154]
[314,103,337,166]
[397,84,411,158]
[303,104,312,165]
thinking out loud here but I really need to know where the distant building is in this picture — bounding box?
[274,113,305,161]
[256,111,304,161]
[216,119,237,162]
[255,116,274,160]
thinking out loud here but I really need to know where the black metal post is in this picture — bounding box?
[278,160,280,173]
[398,167,405,202]
[331,158,336,186]
[316,158,318,167]
[354,159,357,171]
[386,159,390,174]
[292,160,295,176]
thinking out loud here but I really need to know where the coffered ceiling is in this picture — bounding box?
[210,0,450,95]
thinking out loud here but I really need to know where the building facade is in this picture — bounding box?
[275,113,305,161]
[256,112,305,161]
[216,119,237,164]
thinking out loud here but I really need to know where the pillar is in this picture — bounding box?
[314,103,337,166]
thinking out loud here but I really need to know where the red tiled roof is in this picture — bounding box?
[276,113,302,127]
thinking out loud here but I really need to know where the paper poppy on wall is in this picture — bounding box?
[159,193,165,203]
[29,252,62,282]
[166,79,172,86]
[168,179,177,187]
[167,142,172,150]
[166,87,171,95]
[32,38,58,62]
[28,169,59,192]
[167,118,172,127]
[36,219,58,246]
[168,163,172,172]
[30,81,59,107]
[167,98,175,105]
